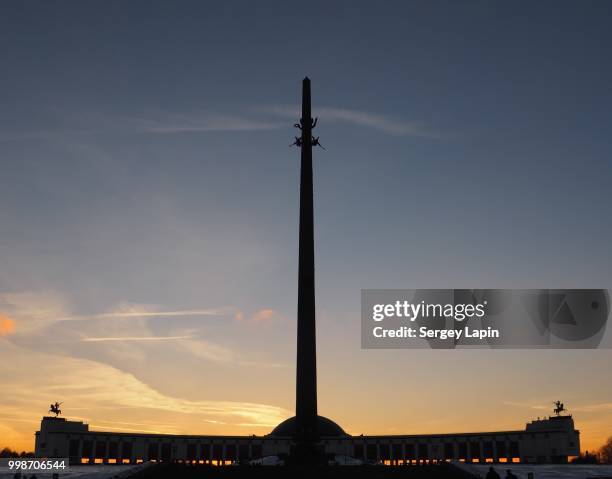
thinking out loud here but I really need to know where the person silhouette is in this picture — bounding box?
[486,466,501,479]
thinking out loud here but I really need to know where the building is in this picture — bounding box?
[34,78,581,466]
[35,414,579,464]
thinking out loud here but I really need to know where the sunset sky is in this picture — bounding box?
[1,1,612,453]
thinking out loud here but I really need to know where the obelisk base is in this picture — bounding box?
[286,441,328,466]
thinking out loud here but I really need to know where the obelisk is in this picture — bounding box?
[295,77,319,454]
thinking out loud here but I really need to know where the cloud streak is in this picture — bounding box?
[251,308,277,323]
[502,400,551,411]
[569,403,612,413]
[57,308,234,322]
[80,335,193,342]
[234,308,282,324]
[2,291,287,369]
[0,105,437,141]
[0,110,285,143]
[264,105,439,137]
[129,114,284,134]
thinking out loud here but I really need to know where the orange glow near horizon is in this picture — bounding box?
[2,299,612,456]
[0,314,16,336]
[1,390,611,454]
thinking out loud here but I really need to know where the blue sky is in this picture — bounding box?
[1,0,612,451]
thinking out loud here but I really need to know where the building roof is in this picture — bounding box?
[269,415,348,438]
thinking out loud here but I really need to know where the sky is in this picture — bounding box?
[1,0,612,453]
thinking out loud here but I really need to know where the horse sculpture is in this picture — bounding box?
[49,402,62,417]
[553,400,566,416]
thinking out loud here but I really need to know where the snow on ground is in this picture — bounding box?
[457,462,612,479]
[0,463,151,479]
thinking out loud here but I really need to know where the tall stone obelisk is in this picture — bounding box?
[295,77,319,456]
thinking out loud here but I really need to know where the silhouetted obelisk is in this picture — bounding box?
[295,77,319,459]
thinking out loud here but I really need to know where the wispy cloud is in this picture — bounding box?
[0,291,70,334]
[204,419,226,425]
[0,293,235,337]
[128,114,283,134]
[80,335,193,342]
[0,291,68,321]
[1,105,437,141]
[237,359,289,369]
[172,338,236,363]
[0,110,285,143]
[0,341,291,447]
[2,291,287,369]
[179,337,288,368]
[263,105,439,137]
[0,290,289,450]
[89,424,181,434]
[502,400,551,411]
[57,307,234,322]
[234,308,282,324]
[251,308,277,323]
[501,399,612,415]
[569,403,612,413]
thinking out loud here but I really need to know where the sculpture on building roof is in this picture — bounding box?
[48,402,62,417]
[553,400,566,416]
